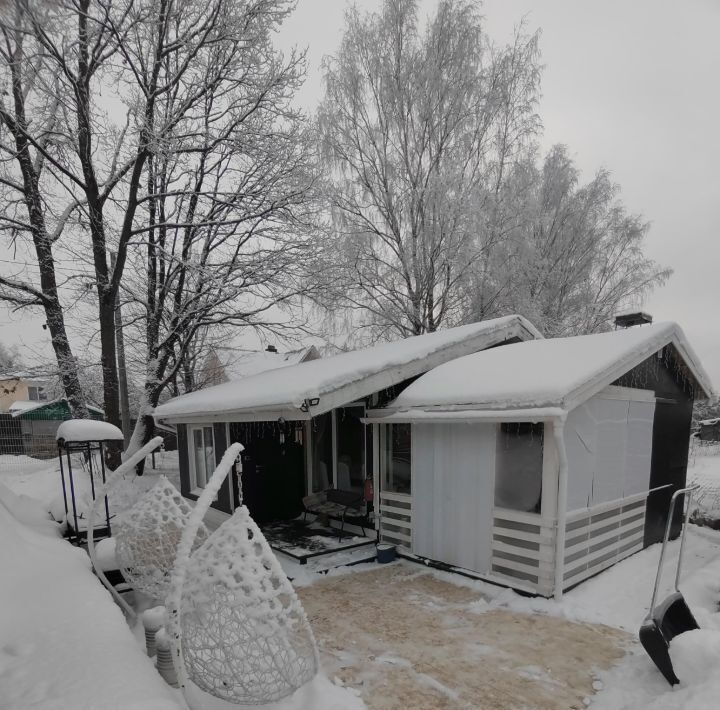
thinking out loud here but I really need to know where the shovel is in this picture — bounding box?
[639,485,699,685]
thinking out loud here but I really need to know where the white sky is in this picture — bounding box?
[1,0,718,389]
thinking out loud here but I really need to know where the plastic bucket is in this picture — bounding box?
[376,543,397,564]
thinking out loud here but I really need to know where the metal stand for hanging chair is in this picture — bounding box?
[639,485,700,685]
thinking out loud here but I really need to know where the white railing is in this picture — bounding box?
[379,491,412,548]
[491,508,556,596]
[562,491,647,590]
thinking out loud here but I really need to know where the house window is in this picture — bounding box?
[190,426,215,491]
[495,422,544,513]
[28,386,47,401]
[382,423,411,494]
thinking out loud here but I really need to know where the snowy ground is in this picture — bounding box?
[1,445,720,709]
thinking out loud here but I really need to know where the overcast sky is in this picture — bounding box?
[1,0,718,388]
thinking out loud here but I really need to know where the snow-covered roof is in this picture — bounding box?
[8,400,48,415]
[56,420,124,443]
[9,398,104,418]
[222,347,318,380]
[376,322,714,419]
[154,315,542,422]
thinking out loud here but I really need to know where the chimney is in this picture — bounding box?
[614,312,653,329]
[265,345,278,353]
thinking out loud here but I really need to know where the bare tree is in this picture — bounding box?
[465,144,671,335]
[317,0,540,337]
[0,0,89,417]
[116,0,320,461]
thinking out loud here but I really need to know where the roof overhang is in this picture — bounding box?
[154,316,543,424]
[363,406,566,424]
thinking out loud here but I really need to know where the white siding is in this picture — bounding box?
[412,423,496,574]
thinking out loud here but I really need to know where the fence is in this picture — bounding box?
[0,413,60,462]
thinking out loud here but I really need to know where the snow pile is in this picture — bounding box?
[669,629,720,686]
[389,321,714,412]
[0,487,179,710]
[56,419,124,443]
[0,482,61,537]
[114,476,207,600]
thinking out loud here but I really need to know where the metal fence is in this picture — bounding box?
[0,413,60,461]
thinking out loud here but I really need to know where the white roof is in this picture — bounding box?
[381,322,714,417]
[154,315,542,422]
[700,418,720,426]
[8,400,47,415]
[56,420,124,443]
[222,348,316,380]
[9,399,104,418]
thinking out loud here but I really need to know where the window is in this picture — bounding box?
[190,426,215,491]
[494,422,544,513]
[28,386,47,401]
[382,423,411,494]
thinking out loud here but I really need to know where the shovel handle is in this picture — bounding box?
[648,485,698,612]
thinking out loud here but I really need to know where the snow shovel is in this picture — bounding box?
[639,485,699,685]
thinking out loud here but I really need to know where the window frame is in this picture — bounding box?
[188,424,216,494]
[380,422,412,495]
[27,385,47,402]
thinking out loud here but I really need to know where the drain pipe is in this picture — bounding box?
[552,414,569,602]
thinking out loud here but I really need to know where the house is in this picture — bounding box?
[0,372,53,412]
[1,399,104,459]
[366,321,714,598]
[153,315,542,526]
[198,345,320,389]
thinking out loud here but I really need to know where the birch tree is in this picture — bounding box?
[318,0,540,337]
[465,145,671,335]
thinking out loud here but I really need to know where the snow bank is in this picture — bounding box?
[0,487,179,710]
[56,419,124,443]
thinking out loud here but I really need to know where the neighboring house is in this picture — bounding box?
[154,315,541,526]
[367,321,714,598]
[698,418,720,442]
[198,345,320,388]
[0,372,53,413]
[1,398,104,458]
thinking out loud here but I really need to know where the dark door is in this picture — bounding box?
[644,399,693,546]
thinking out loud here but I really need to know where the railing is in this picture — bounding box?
[378,491,412,548]
[562,491,647,590]
[491,508,556,596]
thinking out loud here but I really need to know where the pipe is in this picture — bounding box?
[552,414,569,601]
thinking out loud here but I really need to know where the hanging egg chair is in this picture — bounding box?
[168,443,319,706]
[115,475,208,601]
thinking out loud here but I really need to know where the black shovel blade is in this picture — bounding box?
[639,591,700,685]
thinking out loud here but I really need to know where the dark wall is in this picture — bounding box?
[177,424,190,498]
[612,345,696,546]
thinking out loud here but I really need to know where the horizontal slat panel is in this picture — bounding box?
[381,529,411,544]
[564,540,643,588]
[380,492,412,505]
[493,540,554,563]
[493,508,554,527]
[492,527,554,545]
[566,490,650,522]
[379,503,413,518]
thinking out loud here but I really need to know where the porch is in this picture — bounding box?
[261,516,377,565]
